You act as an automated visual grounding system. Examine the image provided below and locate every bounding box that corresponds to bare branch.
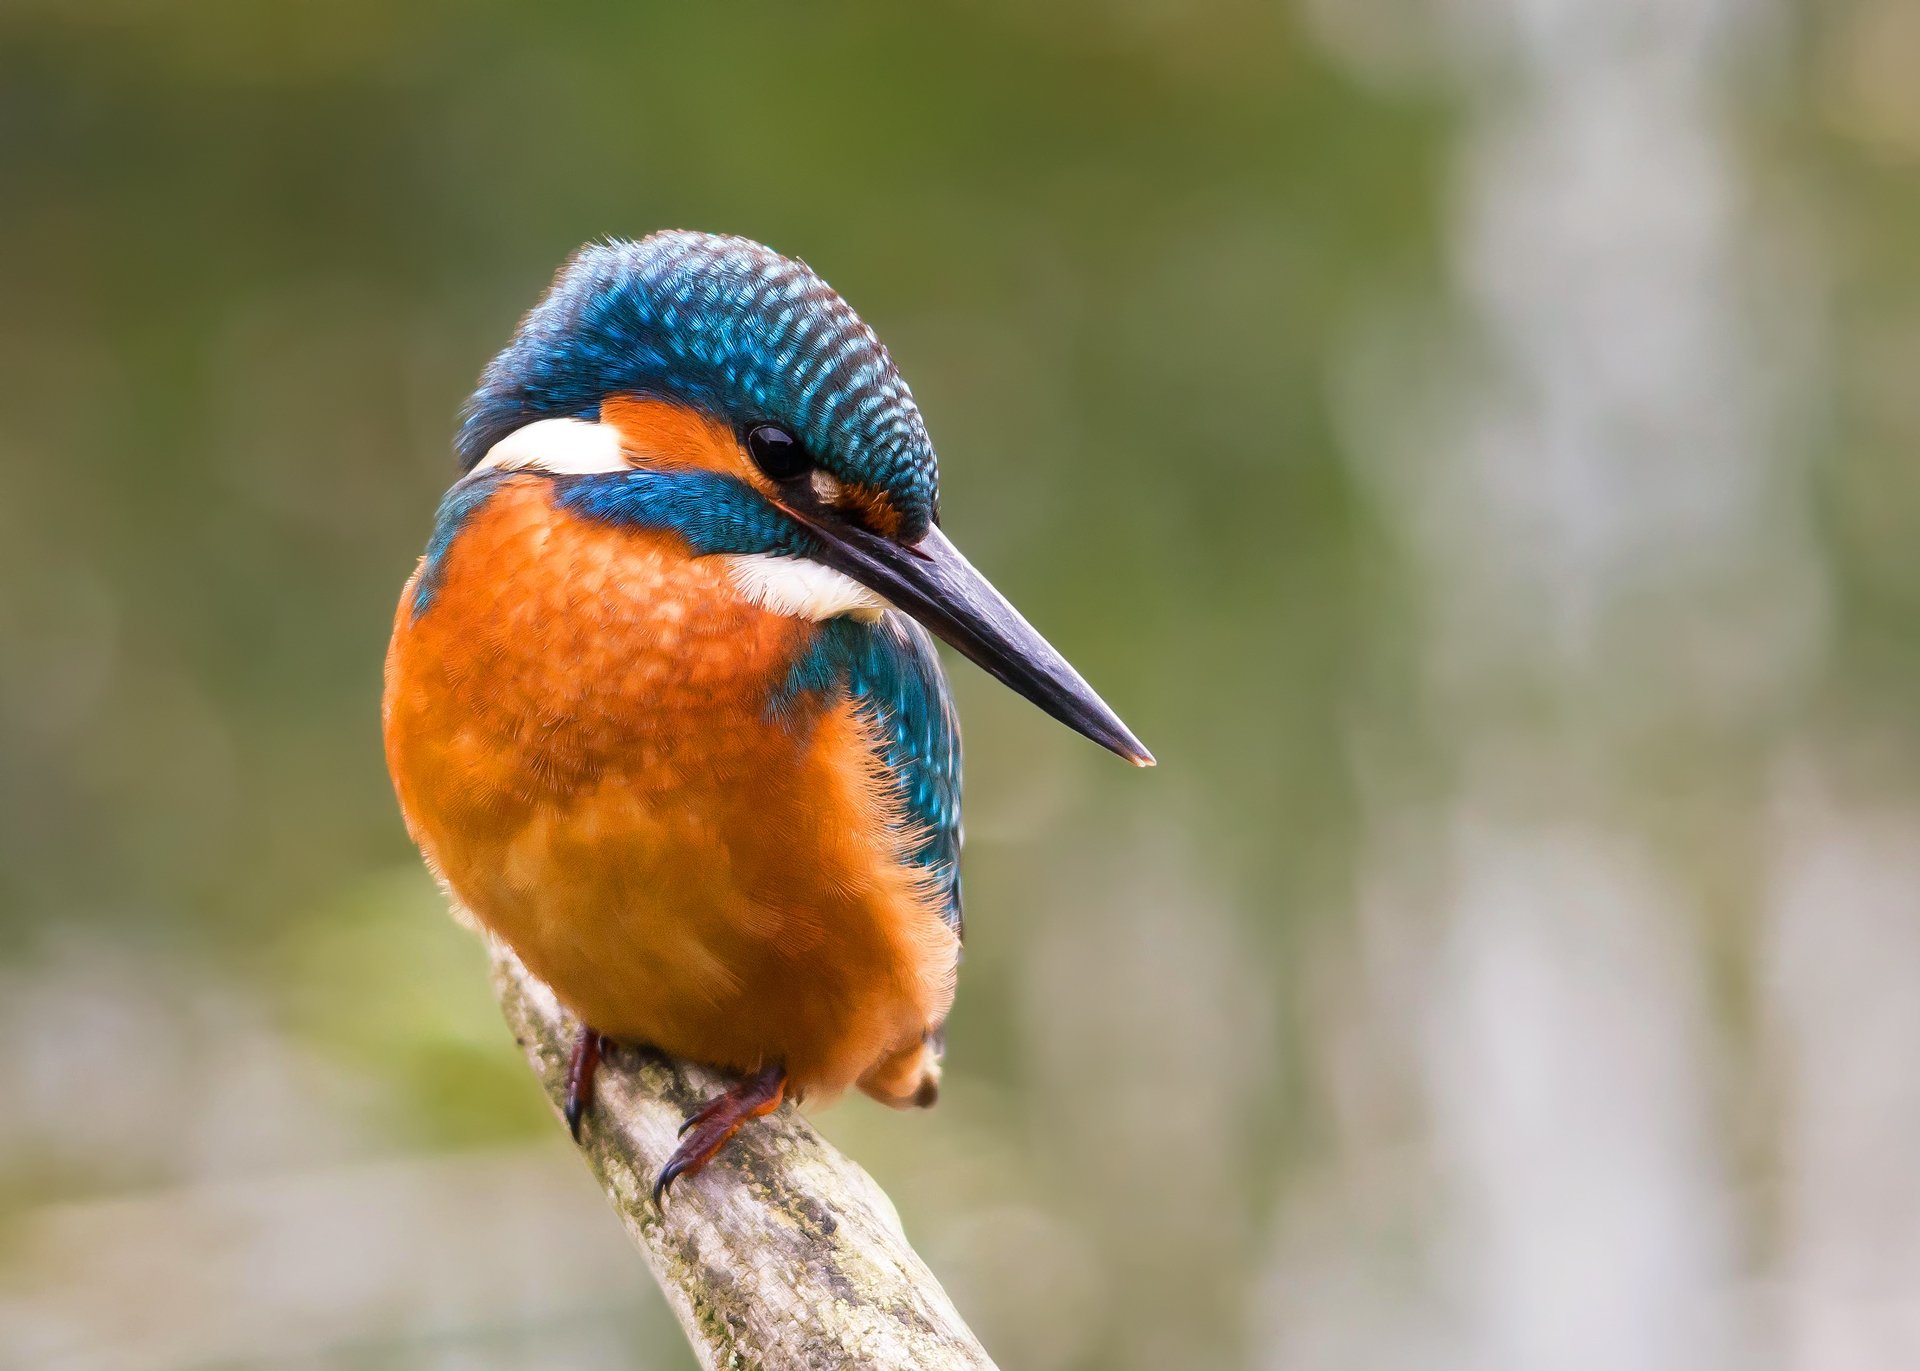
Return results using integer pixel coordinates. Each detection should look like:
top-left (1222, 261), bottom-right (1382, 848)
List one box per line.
top-left (489, 940), bottom-right (998, 1370)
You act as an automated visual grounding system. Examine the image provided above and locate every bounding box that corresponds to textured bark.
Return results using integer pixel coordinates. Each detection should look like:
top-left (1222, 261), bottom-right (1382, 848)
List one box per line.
top-left (489, 939), bottom-right (997, 1371)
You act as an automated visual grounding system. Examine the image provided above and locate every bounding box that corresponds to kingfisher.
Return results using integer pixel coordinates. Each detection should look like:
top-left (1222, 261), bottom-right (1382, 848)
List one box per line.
top-left (384, 231), bottom-right (1151, 1199)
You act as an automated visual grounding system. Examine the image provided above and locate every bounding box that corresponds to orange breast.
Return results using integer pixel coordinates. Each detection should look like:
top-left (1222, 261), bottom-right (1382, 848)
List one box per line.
top-left (382, 476), bottom-right (957, 1099)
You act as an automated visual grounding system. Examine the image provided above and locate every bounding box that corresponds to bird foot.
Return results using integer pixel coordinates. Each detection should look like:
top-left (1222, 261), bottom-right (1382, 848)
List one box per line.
top-left (563, 1026), bottom-right (605, 1141)
top-left (653, 1063), bottom-right (786, 1203)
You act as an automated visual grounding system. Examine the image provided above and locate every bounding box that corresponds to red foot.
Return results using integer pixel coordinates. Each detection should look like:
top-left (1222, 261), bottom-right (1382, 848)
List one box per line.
top-left (564, 1027), bottom-right (604, 1142)
top-left (653, 1063), bottom-right (786, 1203)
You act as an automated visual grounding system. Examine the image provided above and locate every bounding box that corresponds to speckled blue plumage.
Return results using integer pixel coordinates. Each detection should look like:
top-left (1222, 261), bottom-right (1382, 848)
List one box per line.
top-left (781, 614), bottom-right (964, 936)
top-left (458, 232), bottom-right (940, 539)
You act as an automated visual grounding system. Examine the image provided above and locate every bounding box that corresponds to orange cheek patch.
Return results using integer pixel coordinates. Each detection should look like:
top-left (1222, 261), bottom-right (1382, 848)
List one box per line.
top-left (598, 397), bottom-right (912, 539)
top-left (838, 483), bottom-right (905, 538)
top-left (599, 395), bottom-right (762, 485)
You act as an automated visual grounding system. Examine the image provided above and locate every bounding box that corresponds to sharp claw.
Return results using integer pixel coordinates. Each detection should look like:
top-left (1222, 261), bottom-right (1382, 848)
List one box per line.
top-left (675, 1092), bottom-right (730, 1138)
top-left (652, 1064), bottom-right (786, 1206)
top-left (563, 1027), bottom-right (604, 1145)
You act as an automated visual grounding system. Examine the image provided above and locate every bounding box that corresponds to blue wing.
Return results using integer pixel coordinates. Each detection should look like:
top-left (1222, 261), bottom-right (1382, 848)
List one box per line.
top-left (782, 612), bottom-right (963, 936)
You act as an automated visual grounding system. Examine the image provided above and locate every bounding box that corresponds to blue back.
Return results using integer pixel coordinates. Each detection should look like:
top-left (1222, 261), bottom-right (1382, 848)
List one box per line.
top-left (458, 232), bottom-right (940, 539)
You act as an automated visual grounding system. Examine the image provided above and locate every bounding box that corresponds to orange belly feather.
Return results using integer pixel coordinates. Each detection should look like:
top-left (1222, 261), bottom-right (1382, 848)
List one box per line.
top-left (382, 476), bottom-right (958, 1101)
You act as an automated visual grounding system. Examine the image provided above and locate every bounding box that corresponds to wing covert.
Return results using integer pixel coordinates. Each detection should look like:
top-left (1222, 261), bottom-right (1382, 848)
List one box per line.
top-left (786, 612), bottom-right (963, 936)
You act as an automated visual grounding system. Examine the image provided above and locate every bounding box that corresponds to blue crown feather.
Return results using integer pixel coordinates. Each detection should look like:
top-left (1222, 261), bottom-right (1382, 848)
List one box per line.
top-left (457, 232), bottom-right (940, 538)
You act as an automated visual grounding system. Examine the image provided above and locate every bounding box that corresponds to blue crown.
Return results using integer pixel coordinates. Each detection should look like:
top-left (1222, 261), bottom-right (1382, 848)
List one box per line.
top-left (457, 232), bottom-right (939, 537)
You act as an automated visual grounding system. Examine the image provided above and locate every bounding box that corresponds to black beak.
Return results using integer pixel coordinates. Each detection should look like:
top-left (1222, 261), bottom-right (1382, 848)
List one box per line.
top-left (802, 517), bottom-right (1154, 767)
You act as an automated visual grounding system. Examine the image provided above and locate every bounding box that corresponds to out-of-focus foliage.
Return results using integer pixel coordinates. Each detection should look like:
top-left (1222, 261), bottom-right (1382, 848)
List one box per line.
top-left (2, 2), bottom-right (1917, 1368)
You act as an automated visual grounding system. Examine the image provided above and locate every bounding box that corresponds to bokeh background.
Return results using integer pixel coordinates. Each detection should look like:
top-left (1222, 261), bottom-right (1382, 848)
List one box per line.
top-left (4, 1), bottom-right (1919, 1367)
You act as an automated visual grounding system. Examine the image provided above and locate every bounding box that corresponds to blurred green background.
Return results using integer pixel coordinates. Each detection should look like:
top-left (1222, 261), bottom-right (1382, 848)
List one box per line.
top-left (5, 2), bottom-right (1920, 1367)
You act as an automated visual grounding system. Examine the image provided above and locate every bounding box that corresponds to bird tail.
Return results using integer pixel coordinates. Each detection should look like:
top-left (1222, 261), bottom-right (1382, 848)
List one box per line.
top-left (858, 1027), bottom-right (944, 1109)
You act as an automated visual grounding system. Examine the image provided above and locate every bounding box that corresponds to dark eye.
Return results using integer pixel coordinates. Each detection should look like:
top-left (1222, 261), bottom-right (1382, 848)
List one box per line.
top-left (746, 423), bottom-right (812, 481)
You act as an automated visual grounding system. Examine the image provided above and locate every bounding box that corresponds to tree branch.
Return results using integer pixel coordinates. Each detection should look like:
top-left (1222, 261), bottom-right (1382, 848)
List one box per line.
top-left (488, 939), bottom-right (997, 1370)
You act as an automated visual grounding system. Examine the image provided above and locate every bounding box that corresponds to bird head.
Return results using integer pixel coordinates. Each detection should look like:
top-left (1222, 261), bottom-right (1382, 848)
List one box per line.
top-left (456, 231), bottom-right (1151, 767)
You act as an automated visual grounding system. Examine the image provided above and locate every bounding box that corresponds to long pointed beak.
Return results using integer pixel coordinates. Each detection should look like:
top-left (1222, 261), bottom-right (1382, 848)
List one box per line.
top-left (803, 519), bottom-right (1154, 767)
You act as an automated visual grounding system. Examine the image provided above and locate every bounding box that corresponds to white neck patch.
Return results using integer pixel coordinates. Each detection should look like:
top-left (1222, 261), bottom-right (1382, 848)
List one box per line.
top-left (724, 554), bottom-right (889, 623)
top-left (473, 417), bottom-right (628, 475)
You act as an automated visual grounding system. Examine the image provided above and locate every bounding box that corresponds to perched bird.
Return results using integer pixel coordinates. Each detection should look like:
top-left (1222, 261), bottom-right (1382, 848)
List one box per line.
top-left (384, 232), bottom-right (1151, 1198)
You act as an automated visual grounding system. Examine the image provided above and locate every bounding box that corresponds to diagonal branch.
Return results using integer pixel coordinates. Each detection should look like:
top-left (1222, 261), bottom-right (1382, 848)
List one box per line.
top-left (488, 939), bottom-right (997, 1371)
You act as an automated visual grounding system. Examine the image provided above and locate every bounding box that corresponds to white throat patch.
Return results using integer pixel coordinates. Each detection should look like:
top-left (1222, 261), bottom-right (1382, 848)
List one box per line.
top-left (724, 554), bottom-right (888, 623)
top-left (472, 417), bottom-right (628, 475)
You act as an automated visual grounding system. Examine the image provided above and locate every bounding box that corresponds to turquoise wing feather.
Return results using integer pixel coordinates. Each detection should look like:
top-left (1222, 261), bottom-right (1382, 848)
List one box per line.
top-left (781, 612), bottom-right (963, 936)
